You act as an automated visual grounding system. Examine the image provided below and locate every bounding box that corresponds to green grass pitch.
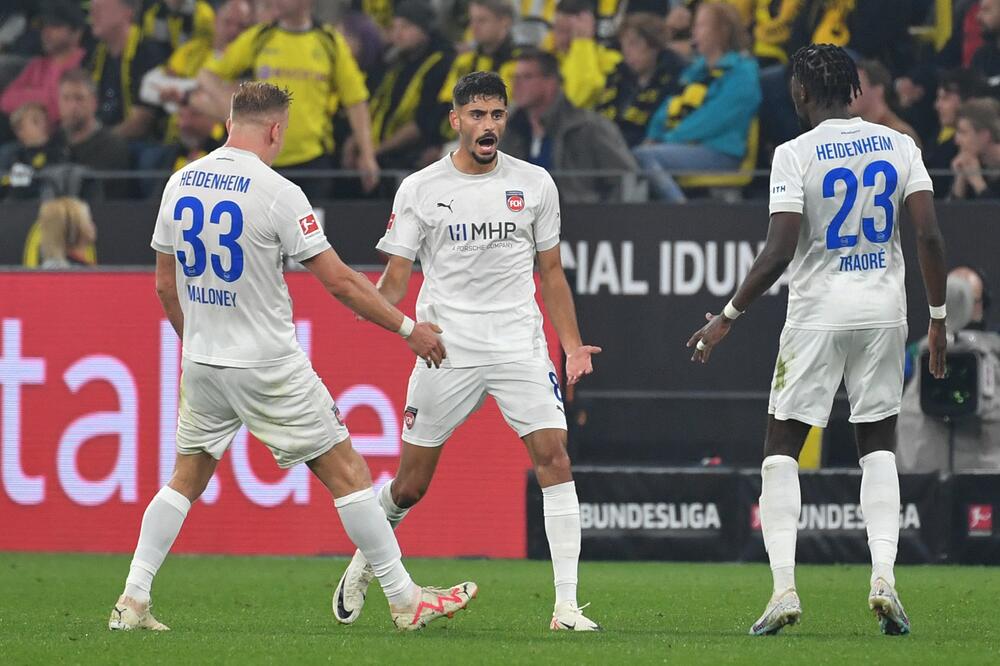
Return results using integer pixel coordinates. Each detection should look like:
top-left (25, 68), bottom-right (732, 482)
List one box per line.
top-left (1, 553), bottom-right (998, 665)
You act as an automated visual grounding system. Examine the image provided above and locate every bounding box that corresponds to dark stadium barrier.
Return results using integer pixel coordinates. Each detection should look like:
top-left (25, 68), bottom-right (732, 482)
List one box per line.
top-left (528, 469), bottom-right (993, 564)
top-left (951, 474), bottom-right (1000, 564)
top-left (2, 201), bottom-right (996, 467)
top-left (0, 272), bottom-right (558, 557)
top-left (526, 467), bottom-right (746, 562)
top-left (738, 471), bottom-right (950, 565)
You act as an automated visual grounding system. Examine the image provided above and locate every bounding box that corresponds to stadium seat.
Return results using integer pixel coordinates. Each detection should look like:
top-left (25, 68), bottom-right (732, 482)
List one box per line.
top-left (677, 117), bottom-right (759, 199)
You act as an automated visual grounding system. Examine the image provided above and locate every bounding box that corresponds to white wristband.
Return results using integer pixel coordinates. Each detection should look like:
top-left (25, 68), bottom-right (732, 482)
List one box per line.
top-left (397, 315), bottom-right (415, 338)
top-left (723, 300), bottom-right (743, 321)
top-left (929, 304), bottom-right (947, 320)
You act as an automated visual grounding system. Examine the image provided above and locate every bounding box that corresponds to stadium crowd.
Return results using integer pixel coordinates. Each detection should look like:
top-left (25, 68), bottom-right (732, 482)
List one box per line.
top-left (0, 0), bottom-right (999, 205)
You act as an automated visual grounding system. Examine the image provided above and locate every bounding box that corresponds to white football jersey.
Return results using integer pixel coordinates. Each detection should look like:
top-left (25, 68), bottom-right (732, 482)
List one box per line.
top-left (769, 117), bottom-right (933, 330)
top-left (151, 146), bottom-right (330, 367)
top-left (376, 152), bottom-right (561, 368)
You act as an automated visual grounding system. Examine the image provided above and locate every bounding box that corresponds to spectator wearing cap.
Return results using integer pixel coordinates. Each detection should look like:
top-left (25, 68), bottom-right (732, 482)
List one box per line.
top-left (502, 49), bottom-right (637, 203)
top-left (362, 0), bottom-right (455, 171)
top-left (950, 98), bottom-right (1000, 199)
top-left (1, 1), bottom-right (86, 131)
top-left (851, 59), bottom-right (923, 148)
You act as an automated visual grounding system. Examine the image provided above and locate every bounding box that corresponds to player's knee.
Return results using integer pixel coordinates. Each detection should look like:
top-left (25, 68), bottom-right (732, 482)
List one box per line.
top-left (392, 479), bottom-right (429, 508)
top-left (167, 476), bottom-right (207, 503)
top-left (534, 447), bottom-right (572, 477)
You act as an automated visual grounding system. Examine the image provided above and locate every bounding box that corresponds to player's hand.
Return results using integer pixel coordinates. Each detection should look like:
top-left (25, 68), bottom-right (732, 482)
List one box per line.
top-left (687, 312), bottom-right (733, 364)
top-left (407, 322), bottom-right (447, 368)
top-left (358, 153), bottom-right (381, 193)
top-left (927, 318), bottom-right (947, 379)
top-left (566, 345), bottom-right (602, 385)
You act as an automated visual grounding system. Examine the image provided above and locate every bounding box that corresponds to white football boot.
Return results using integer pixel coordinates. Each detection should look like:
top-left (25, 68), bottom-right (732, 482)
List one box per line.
top-left (550, 601), bottom-right (602, 631)
top-left (390, 582), bottom-right (478, 631)
top-left (332, 549), bottom-right (374, 624)
top-left (869, 577), bottom-right (911, 635)
top-left (108, 595), bottom-right (170, 631)
top-left (749, 588), bottom-right (801, 636)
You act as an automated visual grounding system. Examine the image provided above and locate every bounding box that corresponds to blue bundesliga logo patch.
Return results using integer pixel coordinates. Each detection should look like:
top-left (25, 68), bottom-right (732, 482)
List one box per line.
top-left (506, 190), bottom-right (525, 212)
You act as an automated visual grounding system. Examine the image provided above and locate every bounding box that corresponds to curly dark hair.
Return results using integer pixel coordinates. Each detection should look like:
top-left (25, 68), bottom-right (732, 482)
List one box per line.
top-left (791, 44), bottom-right (861, 109)
top-left (453, 71), bottom-right (508, 107)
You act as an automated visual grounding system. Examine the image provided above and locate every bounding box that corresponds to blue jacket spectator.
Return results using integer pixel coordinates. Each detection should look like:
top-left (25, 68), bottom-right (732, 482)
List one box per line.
top-left (633, 3), bottom-right (761, 201)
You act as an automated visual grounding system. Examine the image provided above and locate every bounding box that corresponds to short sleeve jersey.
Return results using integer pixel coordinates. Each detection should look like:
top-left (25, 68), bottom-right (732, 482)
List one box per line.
top-left (151, 146), bottom-right (331, 367)
top-left (376, 152), bottom-right (561, 367)
top-left (205, 22), bottom-right (368, 167)
top-left (769, 117), bottom-right (933, 330)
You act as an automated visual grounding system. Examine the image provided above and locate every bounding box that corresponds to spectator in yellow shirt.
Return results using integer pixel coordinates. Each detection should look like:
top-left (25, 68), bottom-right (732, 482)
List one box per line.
top-left (195, 0), bottom-right (379, 194)
top-left (440, 0), bottom-right (521, 103)
top-left (549, 0), bottom-right (622, 108)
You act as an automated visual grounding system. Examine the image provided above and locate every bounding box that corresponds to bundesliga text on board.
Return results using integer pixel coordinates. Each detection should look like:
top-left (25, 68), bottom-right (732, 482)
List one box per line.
top-left (750, 503), bottom-right (922, 532)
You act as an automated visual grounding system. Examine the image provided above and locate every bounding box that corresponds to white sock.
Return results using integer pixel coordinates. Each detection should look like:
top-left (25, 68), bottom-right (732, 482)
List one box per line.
top-left (860, 450), bottom-right (899, 588)
top-left (123, 486), bottom-right (191, 603)
top-left (759, 455), bottom-right (800, 595)
top-left (378, 480), bottom-right (410, 528)
top-left (542, 481), bottom-right (581, 606)
top-left (335, 487), bottom-right (418, 608)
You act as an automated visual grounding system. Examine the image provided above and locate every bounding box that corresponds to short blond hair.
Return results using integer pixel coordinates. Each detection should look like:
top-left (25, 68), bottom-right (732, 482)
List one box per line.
top-left (37, 197), bottom-right (96, 263)
top-left (11, 102), bottom-right (47, 131)
top-left (230, 81), bottom-right (292, 122)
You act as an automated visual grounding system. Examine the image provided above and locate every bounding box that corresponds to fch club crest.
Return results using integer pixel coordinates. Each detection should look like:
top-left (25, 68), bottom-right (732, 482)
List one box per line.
top-left (506, 190), bottom-right (525, 212)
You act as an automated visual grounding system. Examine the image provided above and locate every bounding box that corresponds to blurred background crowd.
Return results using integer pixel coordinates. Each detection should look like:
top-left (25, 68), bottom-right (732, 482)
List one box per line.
top-left (0, 0), bottom-right (998, 208)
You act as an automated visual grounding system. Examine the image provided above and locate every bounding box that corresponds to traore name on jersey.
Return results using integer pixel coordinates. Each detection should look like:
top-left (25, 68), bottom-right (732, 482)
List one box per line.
top-left (769, 117), bottom-right (933, 331)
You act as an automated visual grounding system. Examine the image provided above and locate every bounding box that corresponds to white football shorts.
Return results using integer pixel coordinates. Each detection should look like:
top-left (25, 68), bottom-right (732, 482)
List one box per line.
top-left (401, 357), bottom-right (568, 447)
top-left (768, 325), bottom-right (907, 428)
top-left (175, 353), bottom-right (349, 468)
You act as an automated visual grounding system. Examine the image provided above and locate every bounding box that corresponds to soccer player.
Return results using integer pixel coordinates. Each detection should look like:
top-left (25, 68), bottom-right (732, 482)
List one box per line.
top-left (108, 81), bottom-right (476, 633)
top-left (333, 71), bottom-right (603, 632)
top-left (686, 44), bottom-right (948, 637)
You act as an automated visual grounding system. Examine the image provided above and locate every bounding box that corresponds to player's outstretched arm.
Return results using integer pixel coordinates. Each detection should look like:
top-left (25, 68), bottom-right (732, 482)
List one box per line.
top-left (375, 255), bottom-right (415, 306)
top-left (687, 212), bottom-right (801, 363)
top-left (537, 245), bottom-right (601, 385)
top-left (302, 248), bottom-right (446, 367)
top-left (905, 190), bottom-right (948, 379)
top-left (155, 251), bottom-right (183, 337)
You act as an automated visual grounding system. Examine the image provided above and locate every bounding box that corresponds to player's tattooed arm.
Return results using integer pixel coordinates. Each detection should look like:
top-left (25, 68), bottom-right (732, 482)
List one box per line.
top-left (537, 246), bottom-right (602, 385)
top-left (905, 190), bottom-right (948, 379)
top-left (155, 251), bottom-right (184, 337)
top-left (688, 212), bottom-right (800, 363)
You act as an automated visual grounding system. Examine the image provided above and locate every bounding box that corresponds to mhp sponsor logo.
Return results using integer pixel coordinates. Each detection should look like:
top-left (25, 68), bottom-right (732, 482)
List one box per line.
top-left (447, 221), bottom-right (516, 242)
